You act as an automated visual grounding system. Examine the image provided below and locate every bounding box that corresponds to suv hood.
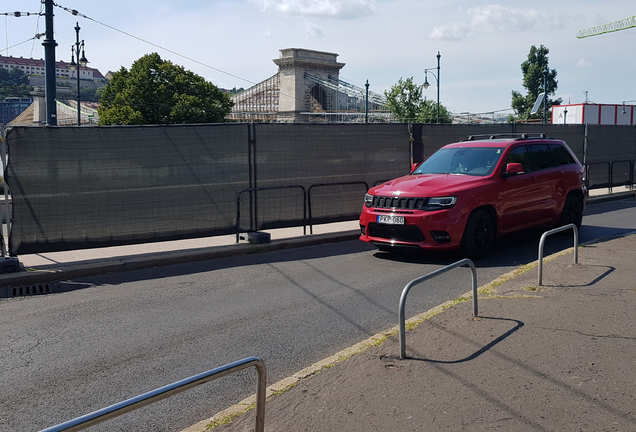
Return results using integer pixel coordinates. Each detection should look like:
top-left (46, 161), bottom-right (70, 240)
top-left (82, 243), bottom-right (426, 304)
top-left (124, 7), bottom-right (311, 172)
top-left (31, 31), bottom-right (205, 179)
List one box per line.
top-left (371, 174), bottom-right (486, 197)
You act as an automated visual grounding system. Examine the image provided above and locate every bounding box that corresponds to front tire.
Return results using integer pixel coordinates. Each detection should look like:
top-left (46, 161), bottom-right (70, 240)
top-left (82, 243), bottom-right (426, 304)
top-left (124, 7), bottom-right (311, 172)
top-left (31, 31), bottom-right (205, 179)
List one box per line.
top-left (559, 194), bottom-right (583, 229)
top-left (461, 209), bottom-right (495, 259)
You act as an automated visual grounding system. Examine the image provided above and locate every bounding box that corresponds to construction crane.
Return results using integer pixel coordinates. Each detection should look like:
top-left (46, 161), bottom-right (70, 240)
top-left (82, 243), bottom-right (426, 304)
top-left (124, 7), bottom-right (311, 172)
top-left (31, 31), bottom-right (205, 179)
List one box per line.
top-left (577, 15), bottom-right (636, 38)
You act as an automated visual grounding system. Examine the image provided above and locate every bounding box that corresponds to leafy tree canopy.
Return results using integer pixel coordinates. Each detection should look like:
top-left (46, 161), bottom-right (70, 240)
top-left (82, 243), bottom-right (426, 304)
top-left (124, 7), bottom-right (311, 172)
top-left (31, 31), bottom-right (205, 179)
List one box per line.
top-left (0, 68), bottom-right (32, 98)
top-left (384, 77), bottom-right (451, 123)
top-left (511, 45), bottom-right (562, 121)
top-left (98, 53), bottom-right (233, 125)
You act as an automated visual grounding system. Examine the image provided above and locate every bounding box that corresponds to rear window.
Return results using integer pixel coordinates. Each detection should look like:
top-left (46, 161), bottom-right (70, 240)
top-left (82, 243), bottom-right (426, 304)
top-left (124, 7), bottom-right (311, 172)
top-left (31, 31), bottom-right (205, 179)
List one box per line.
top-left (529, 144), bottom-right (554, 171)
top-left (549, 144), bottom-right (575, 166)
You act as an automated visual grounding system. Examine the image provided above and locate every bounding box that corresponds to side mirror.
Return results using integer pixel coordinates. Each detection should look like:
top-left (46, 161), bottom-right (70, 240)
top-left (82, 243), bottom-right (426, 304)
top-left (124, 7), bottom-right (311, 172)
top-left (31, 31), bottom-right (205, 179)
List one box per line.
top-left (502, 162), bottom-right (524, 177)
top-left (411, 162), bottom-right (421, 173)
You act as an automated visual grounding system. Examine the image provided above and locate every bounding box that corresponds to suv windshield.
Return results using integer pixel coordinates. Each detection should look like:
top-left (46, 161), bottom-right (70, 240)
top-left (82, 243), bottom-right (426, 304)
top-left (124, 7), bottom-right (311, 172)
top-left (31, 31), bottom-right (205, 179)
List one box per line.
top-left (413, 147), bottom-right (504, 176)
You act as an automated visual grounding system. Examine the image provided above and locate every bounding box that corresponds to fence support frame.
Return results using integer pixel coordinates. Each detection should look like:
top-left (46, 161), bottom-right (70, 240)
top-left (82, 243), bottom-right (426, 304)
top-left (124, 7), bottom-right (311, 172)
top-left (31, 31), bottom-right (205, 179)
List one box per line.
top-left (236, 186), bottom-right (307, 243)
top-left (307, 181), bottom-right (368, 234)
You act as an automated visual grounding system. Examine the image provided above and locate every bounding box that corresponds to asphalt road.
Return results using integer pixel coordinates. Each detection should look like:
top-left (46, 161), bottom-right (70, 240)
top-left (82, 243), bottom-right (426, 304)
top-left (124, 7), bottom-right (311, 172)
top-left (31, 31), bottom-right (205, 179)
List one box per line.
top-left (1, 197), bottom-right (635, 432)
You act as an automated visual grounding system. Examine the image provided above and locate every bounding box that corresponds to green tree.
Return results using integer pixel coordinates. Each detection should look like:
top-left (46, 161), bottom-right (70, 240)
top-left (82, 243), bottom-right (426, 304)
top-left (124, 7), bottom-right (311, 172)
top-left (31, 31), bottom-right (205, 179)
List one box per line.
top-left (0, 68), bottom-right (32, 98)
top-left (98, 53), bottom-right (233, 125)
top-left (384, 77), bottom-right (451, 123)
top-left (74, 86), bottom-right (104, 102)
top-left (384, 77), bottom-right (423, 122)
top-left (511, 45), bottom-right (562, 121)
top-left (418, 98), bottom-right (452, 123)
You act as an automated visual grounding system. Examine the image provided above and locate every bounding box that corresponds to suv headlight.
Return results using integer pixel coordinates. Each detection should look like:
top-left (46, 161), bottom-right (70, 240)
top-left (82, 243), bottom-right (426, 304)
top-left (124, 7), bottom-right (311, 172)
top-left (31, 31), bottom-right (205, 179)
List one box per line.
top-left (364, 193), bottom-right (374, 208)
top-left (424, 196), bottom-right (457, 210)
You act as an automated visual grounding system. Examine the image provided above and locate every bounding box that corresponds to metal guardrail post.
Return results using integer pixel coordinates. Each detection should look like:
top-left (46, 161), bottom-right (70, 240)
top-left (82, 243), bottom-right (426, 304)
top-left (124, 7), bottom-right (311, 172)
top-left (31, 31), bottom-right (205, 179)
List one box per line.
top-left (399, 259), bottom-right (477, 359)
top-left (39, 356), bottom-right (266, 432)
top-left (537, 224), bottom-right (578, 286)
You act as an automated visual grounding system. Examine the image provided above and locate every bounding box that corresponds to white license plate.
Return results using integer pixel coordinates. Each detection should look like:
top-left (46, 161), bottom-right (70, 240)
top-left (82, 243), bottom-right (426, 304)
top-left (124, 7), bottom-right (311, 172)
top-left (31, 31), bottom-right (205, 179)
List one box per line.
top-left (377, 215), bottom-right (404, 225)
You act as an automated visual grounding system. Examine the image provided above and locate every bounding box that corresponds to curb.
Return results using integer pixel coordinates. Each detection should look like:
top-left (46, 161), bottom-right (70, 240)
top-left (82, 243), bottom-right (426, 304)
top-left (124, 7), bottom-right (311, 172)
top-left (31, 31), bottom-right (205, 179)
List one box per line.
top-left (0, 230), bottom-right (361, 290)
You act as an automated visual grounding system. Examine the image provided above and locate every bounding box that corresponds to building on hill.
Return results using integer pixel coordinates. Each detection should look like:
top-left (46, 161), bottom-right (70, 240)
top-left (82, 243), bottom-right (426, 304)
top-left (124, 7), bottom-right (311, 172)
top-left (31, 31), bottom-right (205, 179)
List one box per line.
top-left (0, 55), bottom-right (106, 88)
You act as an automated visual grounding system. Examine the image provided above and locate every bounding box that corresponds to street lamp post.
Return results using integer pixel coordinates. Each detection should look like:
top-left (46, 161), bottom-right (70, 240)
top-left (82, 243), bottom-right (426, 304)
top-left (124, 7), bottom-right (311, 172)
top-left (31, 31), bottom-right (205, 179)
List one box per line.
top-left (68, 22), bottom-right (88, 126)
top-left (543, 66), bottom-right (549, 124)
top-left (423, 52), bottom-right (441, 123)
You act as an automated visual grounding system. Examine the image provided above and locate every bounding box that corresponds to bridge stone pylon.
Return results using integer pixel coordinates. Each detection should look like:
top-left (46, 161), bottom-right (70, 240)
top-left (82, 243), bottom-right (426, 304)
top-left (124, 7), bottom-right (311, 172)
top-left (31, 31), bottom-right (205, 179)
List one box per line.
top-left (274, 48), bottom-right (345, 122)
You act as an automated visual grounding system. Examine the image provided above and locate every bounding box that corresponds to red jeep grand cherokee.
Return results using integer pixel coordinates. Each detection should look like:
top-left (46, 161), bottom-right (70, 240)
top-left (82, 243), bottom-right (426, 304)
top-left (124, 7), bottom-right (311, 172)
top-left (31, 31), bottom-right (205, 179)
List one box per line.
top-left (359, 134), bottom-right (586, 259)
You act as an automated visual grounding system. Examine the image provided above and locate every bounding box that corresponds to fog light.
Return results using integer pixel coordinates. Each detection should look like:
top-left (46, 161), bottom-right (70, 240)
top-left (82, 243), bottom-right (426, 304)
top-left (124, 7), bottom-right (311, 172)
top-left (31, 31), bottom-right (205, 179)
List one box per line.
top-left (360, 224), bottom-right (366, 235)
top-left (430, 231), bottom-right (451, 244)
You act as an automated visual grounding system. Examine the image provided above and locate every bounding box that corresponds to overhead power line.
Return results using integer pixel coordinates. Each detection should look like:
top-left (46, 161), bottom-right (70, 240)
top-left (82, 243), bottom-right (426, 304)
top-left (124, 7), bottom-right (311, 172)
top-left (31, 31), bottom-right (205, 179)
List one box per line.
top-left (1, 35), bottom-right (45, 54)
top-left (52, 2), bottom-right (258, 87)
top-left (577, 15), bottom-right (636, 38)
top-left (0, 12), bottom-right (39, 17)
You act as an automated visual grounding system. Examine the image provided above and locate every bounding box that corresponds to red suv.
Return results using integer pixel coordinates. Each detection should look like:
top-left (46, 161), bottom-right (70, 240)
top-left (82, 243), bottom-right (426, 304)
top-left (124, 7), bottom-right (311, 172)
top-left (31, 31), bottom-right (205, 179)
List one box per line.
top-left (359, 134), bottom-right (586, 258)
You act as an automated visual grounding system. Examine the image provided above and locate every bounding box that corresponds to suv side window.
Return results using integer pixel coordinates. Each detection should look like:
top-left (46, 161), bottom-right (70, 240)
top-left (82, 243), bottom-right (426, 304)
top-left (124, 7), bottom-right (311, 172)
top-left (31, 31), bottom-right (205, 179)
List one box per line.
top-left (529, 144), bottom-right (554, 171)
top-left (504, 145), bottom-right (530, 172)
top-left (549, 144), bottom-right (575, 166)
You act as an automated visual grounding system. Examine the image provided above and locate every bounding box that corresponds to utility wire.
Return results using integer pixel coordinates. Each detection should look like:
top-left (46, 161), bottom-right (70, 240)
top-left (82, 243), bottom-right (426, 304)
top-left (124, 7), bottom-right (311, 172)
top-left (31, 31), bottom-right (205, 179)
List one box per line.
top-left (0, 12), bottom-right (40, 17)
top-left (31, 2), bottom-right (45, 57)
top-left (52, 2), bottom-right (258, 87)
top-left (1, 35), bottom-right (45, 54)
top-left (51, 2), bottom-right (385, 110)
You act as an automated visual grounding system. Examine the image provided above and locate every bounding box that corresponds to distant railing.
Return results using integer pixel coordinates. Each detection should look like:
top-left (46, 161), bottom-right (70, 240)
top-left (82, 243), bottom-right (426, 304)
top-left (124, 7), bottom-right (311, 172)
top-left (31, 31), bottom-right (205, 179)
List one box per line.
top-left (39, 357), bottom-right (266, 432)
top-left (586, 160), bottom-right (634, 193)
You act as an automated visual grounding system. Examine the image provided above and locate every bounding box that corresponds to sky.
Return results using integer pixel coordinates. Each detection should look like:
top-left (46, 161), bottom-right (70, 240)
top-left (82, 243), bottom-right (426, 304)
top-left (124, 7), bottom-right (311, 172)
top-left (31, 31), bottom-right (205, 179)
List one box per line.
top-left (2, 0), bottom-right (635, 115)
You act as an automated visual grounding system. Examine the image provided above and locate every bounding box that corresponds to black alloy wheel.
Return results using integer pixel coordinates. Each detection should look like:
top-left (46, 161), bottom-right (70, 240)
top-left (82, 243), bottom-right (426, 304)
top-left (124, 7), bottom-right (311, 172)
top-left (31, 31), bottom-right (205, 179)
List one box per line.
top-left (461, 209), bottom-right (495, 259)
top-left (559, 194), bottom-right (583, 229)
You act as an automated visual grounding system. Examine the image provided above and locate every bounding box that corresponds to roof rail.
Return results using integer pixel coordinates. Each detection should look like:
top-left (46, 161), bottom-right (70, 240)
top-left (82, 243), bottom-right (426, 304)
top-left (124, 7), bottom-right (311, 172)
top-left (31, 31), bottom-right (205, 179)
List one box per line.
top-left (462, 133), bottom-right (549, 141)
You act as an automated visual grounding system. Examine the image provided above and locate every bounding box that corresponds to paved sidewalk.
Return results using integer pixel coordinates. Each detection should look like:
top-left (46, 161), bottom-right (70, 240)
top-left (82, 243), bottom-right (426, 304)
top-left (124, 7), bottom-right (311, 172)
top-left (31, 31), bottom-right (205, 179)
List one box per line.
top-left (204, 234), bottom-right (636, 432)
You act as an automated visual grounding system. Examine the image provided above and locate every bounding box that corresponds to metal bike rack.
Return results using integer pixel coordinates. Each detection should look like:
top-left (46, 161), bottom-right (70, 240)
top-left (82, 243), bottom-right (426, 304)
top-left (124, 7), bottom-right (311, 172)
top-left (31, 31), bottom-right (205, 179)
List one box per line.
top-left (39, 356), bottom-right (267, 432)
top-left (537, 224), bottom-right (578, 286)
top-left (307, 181), bottom-right (369, 234)
top-left (399, 259), bottom-right (478, 359)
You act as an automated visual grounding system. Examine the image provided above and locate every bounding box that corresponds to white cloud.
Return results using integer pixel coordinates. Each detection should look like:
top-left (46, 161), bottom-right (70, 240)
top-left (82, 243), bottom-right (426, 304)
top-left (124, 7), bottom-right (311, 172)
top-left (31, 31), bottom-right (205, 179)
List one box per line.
top-left (249, 0), bottom-right (376, 19)
top-left (302, 19), bottom-right (325, 37)
top-left (577, 58), bottom-right (591, 67)
top-left (430, 5), bottom-right (567, 40)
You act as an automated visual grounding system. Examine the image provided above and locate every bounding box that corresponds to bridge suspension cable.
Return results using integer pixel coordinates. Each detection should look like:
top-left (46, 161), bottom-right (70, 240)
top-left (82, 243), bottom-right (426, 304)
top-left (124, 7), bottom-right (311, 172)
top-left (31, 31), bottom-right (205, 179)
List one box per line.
top-left (304, 73), bottom-right (387, 106)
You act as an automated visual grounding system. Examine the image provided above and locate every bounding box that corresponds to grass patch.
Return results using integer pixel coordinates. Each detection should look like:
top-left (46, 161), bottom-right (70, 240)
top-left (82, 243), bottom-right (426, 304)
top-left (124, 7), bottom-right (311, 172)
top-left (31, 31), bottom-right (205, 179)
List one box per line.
top-left (206, 403), bottom-right (256, 430)
top-left (270, 382), bottom-right (297, 397)
top-left (371, 333), bottom-right (394, 346)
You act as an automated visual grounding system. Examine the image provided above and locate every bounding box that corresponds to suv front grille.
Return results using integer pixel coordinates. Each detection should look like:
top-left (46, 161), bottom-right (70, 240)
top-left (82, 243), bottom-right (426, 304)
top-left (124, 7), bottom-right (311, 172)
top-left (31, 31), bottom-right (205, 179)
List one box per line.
top-left (371, 196), bottom-right (427, 210)
top-left (368, 223), bottom-right (425, 242)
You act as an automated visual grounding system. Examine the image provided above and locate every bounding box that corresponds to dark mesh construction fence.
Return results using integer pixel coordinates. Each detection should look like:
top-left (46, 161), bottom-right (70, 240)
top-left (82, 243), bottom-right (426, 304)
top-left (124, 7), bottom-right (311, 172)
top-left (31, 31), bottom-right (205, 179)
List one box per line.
top-left (7, 124), bottom-right (249, 254)
top-left (586, 125), bottom-right (636, 189)
top-left (241, 123), bottom-right (410, 230)
top-left (5, 122), bottom-right (635, 255)
top-left (419, 123), bottom-right (636, 190)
